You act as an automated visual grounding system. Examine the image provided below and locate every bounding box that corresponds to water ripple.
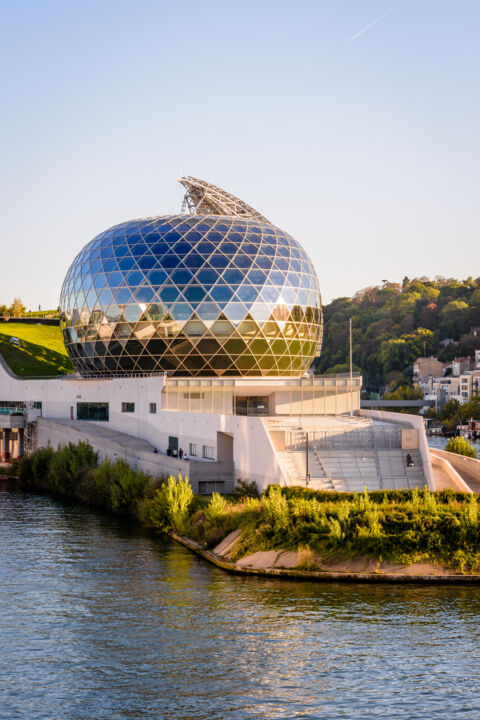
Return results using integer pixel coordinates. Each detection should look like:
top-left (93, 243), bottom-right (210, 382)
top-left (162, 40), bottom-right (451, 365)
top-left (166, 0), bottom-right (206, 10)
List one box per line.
top-left (1, 489), bottom-right (480, 719)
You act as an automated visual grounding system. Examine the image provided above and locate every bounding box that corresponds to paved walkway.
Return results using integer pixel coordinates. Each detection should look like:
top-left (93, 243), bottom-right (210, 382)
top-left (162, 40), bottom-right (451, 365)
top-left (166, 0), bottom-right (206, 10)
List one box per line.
top-left (45, 419), bottom-right (155, 453)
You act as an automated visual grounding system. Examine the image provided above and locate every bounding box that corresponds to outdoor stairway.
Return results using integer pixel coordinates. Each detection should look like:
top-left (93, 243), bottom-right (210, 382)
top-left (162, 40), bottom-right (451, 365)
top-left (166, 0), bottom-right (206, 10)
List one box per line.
top-left (312, 450), bottom-right (381, 492)
top-left (376, 450), bottom-right (425, 490)
top-left (277, 450), bottom-right (337, 491)
top-left (266, 416), bottom-right (427, 492)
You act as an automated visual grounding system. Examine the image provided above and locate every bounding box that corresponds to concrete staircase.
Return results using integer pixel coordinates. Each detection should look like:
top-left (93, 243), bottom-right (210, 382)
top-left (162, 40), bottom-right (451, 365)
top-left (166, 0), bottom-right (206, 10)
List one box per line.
top-left (377, 450), bottom-right (425, 490)
top-left (311, 450), bottom-right (381, 492)
top-left (277, 450), bottom-right (337, 491)
top-left (266, 417), bottom-right (426, 492)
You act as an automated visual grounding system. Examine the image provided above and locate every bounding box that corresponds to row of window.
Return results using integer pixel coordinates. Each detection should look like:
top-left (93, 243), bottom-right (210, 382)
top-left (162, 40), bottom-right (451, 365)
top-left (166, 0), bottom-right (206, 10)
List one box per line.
top-left (186, 443), bottom-right (214, 459)
top-left (122, 402), bottom-right (157, 413)
top-left (76, 401), bottom-right (155, 419)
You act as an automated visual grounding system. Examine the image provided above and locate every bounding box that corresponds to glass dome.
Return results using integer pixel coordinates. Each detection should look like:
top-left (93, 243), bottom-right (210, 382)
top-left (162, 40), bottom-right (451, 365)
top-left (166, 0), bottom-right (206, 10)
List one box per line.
top-left (60, 212), bottom-right (322, 377)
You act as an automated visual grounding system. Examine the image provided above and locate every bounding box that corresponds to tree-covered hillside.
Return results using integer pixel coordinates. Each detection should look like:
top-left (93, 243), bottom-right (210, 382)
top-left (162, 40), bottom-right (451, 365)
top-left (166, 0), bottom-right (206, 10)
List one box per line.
top-left (316, 277), bottom-right (480, 389)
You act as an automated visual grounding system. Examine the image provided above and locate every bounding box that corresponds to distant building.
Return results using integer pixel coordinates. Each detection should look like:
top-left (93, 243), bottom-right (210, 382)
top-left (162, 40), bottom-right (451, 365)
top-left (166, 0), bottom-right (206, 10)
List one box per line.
top-left (439, 338), bottom-right (458, 348)
top-left (458, 371), bottom-right (480, 403)
top-left (451, 357), bottom-right (472, 376)
top-left (413, 357), bottom-right (446, 380)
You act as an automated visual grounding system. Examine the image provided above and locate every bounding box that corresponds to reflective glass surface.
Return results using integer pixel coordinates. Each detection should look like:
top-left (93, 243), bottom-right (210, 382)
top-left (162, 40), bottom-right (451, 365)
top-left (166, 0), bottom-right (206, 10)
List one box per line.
top-left (59, 215), bottom-right (323, 376)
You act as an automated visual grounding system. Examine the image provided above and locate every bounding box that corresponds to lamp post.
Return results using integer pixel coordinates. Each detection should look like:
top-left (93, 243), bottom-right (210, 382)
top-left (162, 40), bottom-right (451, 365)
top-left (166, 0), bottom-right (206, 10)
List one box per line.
top-left (349, 317), bottom-right (353, 416)
top-left (305, 431), bottom-right (310, 487)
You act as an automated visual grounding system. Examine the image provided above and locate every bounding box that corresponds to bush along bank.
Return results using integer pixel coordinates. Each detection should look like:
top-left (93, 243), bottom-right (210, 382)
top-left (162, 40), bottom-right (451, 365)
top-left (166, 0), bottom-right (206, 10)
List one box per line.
top-left (17, 441), bottom-right (480, 574)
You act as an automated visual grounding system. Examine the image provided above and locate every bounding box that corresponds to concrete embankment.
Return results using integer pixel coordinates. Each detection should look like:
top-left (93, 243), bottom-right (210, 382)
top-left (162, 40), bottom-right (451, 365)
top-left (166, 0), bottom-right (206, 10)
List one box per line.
top-left (430, 448), bottom-right (480, 493)
top-left (170, 532), bottom-right (480, 585)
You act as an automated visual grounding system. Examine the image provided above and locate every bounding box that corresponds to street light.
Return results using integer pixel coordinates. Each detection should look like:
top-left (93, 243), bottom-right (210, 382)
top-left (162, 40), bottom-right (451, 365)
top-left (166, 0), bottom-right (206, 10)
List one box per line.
top-left (305, 431), bottom-right (310, 487)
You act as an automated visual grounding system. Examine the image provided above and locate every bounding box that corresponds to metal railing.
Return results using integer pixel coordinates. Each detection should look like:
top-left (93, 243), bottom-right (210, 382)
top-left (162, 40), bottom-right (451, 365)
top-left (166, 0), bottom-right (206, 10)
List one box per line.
top-left (285, 427), bottom-right (402, 451)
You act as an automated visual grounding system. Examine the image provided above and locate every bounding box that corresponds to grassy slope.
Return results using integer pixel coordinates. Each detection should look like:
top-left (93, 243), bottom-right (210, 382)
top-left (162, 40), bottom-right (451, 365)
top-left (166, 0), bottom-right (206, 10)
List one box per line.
top-left (185, 487), bottom-right (480, 572)
top-left (0, 323), bottom-right (74, 376)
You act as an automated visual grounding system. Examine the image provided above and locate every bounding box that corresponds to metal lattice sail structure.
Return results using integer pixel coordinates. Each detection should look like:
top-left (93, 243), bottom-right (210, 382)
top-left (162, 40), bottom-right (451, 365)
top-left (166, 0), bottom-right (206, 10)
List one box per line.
top-left (59, 175), bottom-right (323, 377)
top-left (178, 176), bottom-right (271, 225)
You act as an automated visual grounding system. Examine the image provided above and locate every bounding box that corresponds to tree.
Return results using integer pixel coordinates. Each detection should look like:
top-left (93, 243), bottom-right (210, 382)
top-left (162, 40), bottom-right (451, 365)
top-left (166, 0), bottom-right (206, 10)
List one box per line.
top-left (9, 297), bottom-right (25, 317)
top-left (445, 436), bottom-right (477, 459)
top-left (441, 398), bottom-right (460, 421)
top-left (383, 384), bottom-right (423, 401)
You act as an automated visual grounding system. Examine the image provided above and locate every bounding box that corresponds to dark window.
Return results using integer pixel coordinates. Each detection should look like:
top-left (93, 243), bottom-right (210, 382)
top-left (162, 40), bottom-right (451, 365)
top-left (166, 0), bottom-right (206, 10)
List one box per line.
top-left (121, 402), bottom-right (135, 413)
top-left (77, 402), bottom-right (109, 421)
top-left (202, 445), bottom-right (215, 459)
top-left (234, 396), bottom-right (269, 416)
top-left (149, 403), bottom-right (156, 414)
top-left (198, 481), bottom-right (224, 495)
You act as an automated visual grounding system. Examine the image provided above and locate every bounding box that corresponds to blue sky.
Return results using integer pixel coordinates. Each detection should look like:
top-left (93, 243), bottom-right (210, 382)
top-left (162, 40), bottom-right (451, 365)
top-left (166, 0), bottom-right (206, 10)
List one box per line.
top-left (1, 0), bottom-right (479, 309)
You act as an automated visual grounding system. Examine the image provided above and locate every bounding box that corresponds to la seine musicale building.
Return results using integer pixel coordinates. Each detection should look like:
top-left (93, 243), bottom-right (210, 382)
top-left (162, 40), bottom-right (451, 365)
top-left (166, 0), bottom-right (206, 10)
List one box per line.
top-left (0, 178), bottom-right (432, 492)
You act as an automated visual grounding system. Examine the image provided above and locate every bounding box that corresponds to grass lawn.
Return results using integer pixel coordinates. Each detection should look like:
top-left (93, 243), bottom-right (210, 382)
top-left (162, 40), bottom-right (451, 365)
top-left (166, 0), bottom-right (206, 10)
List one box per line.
top-left (0, 322), bottom-right (74, 376)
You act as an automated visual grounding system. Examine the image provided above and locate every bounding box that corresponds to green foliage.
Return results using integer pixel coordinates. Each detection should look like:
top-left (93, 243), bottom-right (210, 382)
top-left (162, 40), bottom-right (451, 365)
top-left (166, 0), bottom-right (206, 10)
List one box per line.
top-left (439, 396), bottom-right (480, 430)
top-left (383, 384), bottom-right (423, 401)
top-left (146, 475), bottom-right (194, 534)
top-left (48, 441), bottom-right (98, 495)
top-left (108, 459), bottom-right (149, 515)
top-left (315, 277), bottom-right (480, 387)
top-left (0, 322), bottom-right (73, 376)
top-left (232, 478), bottom-right (260, 498)
top-left (205, 492), bottom-right (227, 524)
top-left (19, 442), bottom-right (480, 572)
top-left (243, 486), bottom-right (480, 569)
top-left (19, 442), bottom-right (153, 517)
top-left (30, 446), bottom-right (55, 488)
top-left (445, 436), bottom-right (477, 459)
top-left (262, 485), bottom-right (289, 530)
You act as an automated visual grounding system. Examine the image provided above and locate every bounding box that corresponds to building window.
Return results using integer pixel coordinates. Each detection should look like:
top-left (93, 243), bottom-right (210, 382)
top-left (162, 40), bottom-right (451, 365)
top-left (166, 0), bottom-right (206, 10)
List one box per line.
top-left (234, 395), bottom-right (269, 416)
top-left (121, 402), bottom-right (135, 413)
top-left (198, 481), bottom-right (224, 495)
top-left (202, 445), bottom-right (215, 460)
top-left (149, 403), bottom-right (157, 414)
top-left (32, 401), bottom-right (42, 410)
top-left (189, 443), bottom-right (197, 456)
top-left (77, 402), bottom-right (109, 421)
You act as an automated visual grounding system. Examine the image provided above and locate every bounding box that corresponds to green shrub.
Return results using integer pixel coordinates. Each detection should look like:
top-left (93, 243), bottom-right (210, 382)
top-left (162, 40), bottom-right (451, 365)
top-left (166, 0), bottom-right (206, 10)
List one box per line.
top-left (18, 454), bottom-right (34, 484)
top-left (445, 436), bottom-right (477, 458)
top-left (261, 485), bottom-right (289, 530)
top-left (48, 441), bottom-right (98, 496)
top-left (31, 446), bottom-right (54, 489)
top-left (146, 475), bottom-right (193, 534)
top-left (108, 460), bottom-right (150, 515)
top-left (232, 479), bottom-right (259, 498)
top-left (205, 492), bottom-right (227, 524)
top-left (19, 442), bottom-right (480, 571)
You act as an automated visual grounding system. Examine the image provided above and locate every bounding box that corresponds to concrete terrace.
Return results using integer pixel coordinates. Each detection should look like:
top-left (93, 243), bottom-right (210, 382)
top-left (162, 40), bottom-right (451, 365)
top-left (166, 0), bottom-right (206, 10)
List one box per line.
top-left (265, 415), bottom-right (427, 491)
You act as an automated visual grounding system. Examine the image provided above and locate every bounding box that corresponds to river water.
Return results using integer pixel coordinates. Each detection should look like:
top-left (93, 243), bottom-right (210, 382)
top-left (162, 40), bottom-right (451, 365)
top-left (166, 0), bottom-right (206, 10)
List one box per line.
top-left (428, 435), bottom-right (480, 454)
top-left (2, 488), bottom-right (480, 720)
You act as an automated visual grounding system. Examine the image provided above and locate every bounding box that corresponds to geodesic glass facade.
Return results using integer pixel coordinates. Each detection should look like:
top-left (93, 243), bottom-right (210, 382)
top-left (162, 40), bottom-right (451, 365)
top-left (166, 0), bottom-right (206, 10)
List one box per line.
top-left (59, 214), bottom-right (322, 376)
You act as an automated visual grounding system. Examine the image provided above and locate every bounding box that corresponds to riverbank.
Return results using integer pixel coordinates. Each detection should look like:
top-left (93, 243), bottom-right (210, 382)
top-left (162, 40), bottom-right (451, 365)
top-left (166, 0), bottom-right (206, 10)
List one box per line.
top-left (13, 440), bottom-right (480, 580)
top-left (171, 533), bottom-right (480, 584)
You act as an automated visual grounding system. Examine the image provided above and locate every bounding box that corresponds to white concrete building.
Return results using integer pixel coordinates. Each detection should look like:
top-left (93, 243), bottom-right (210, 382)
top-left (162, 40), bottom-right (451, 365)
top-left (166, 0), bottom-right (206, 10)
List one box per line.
top-left (0, 176), bottom-right (435, 492)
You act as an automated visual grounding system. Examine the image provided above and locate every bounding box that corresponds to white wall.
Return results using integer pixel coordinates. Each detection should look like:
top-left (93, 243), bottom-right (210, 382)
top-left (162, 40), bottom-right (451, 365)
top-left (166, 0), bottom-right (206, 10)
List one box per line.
top-left (0, 361), bottom-right (283, 491)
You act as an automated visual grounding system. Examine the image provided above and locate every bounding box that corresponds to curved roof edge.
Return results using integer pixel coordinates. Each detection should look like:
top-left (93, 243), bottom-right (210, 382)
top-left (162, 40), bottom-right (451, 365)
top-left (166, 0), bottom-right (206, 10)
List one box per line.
top-left (178, 176), bottom-right (271, 225)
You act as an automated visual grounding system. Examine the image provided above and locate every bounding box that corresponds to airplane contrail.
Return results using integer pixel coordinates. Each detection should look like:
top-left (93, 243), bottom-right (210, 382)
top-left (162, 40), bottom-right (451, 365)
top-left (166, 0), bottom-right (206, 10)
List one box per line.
top-left (349, 6), bottom-right (395, 42)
